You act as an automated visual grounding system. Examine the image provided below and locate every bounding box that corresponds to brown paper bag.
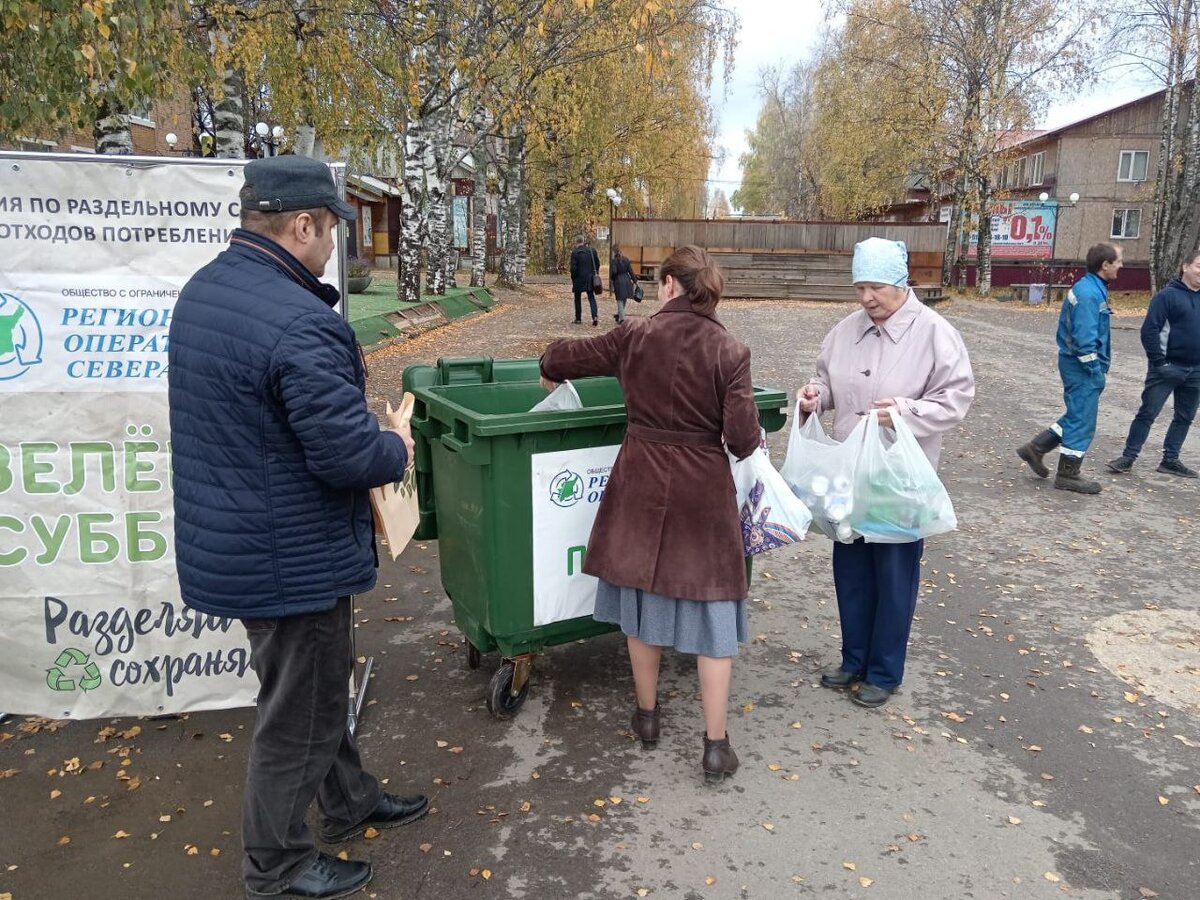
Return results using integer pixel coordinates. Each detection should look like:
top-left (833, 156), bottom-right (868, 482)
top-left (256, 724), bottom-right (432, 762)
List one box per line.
top-left (370, 393), bottom-right (419, 560)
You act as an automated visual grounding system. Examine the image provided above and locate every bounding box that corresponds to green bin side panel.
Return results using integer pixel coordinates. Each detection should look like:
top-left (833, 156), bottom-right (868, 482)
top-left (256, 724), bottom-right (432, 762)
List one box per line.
top-left (429, 423), bottom-right (624, 657)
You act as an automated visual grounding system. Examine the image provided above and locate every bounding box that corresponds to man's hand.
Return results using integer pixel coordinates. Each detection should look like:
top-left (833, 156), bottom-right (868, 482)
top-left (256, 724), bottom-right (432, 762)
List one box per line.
top-left (797, 385), bottom-right (820, 414)
top-left (871, 398), bottom-right (898, 428)
top-left (386, 398), bottom-right (417, 467)
top-left (540, 375), bottom-right (559, 393)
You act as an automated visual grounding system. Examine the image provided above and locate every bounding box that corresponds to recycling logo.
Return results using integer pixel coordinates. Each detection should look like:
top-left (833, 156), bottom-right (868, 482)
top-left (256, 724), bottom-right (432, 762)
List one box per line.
top-left (46, 647), bottom-right (103, 692)
top-left (549, 469), bottom-right (583, 508)
top-left (0, 291), bottom-right (44, 381)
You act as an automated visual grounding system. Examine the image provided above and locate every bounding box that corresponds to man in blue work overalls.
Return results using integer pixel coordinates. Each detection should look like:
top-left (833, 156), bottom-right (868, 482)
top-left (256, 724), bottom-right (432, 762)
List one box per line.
top-left (1017, 243), bottom-right (1124, 493)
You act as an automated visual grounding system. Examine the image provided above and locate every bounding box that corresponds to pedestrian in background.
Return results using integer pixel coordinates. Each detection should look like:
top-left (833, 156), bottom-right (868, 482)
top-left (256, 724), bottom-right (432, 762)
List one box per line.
top-left (1107, 248), bottom-right (1200, 478)
top-left (1017, 243), bottom-right (1124, 493)
top-left (610, 244), bottom-right (637, 323)
top-left (797, 237), bottom-right (974, 709)
top-left (540, 245), bottom-right (760, 783)
top-left (569, 234), bottom-right (601, 326)
top-left (169, 156), bottom-right (428, 900)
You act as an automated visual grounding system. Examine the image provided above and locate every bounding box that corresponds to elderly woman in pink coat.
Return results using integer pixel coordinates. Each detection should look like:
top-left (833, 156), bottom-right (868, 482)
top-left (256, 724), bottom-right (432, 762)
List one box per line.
top-left (797, 238), bottom-right (975, 708)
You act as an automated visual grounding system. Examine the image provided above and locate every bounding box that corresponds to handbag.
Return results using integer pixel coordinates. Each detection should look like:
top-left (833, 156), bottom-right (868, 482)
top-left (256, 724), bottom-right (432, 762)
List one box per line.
top-left (632, 274), bottom-right (644, 303)
top-left (591, 248), bottom-right (604, 294)
top-left (369, 393), bottom-right (420, 560)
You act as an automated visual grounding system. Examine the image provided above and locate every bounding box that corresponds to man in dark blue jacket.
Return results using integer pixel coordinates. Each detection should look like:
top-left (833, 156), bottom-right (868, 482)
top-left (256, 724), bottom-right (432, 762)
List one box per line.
top-left (169, 156), bottom-right (426, 900)
top-left (1108, 249), bottom-right (1200, 478)
top-left (1017, 243), bottom-right (1123, 493)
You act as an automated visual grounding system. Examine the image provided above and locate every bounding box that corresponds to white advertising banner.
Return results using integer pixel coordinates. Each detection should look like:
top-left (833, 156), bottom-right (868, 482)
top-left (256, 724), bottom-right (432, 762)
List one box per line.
top-left (0, 153), bottom-right (342, 719)
top-left (530, 445), bottom-right (621, 627)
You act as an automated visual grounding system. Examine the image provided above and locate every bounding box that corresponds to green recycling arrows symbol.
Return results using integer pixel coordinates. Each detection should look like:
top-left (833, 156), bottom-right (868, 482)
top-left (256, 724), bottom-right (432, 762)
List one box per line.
top-left (46, 647), bottom-right (102, 692)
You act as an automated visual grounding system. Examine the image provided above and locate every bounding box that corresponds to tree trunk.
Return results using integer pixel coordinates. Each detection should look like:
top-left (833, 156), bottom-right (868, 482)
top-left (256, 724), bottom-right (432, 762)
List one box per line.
top-left (516, 149), bottom-right (529, 285)
top-left (1150, 0), bottom-right (1189, 292)
top-left (213, 65), bottom-right (246, 158)
top-left (94, 97), bottom-right (132, 154)
top-left (499, 124), bottom-right (525, 289)
top-left (424, 103), bottom-right (449, 296)
top-left (470, 150), bottom-right (488, 288)
top-left (399, 117), bottom-right (426, 305)
top-left (445, 200), bottom-right (458, 290)
top-left (542, 189), bottom-right (558, 274)
top-left (292, 123), bottom-right (316, 158)
top-left (942, 174), bottom-right (967, 287)
top-left (976, 178), bottom-right (993, 295)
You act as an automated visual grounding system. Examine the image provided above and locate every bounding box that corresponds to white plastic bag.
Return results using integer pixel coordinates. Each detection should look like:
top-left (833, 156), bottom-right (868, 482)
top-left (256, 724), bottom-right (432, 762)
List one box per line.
top-left (731, 446), bottom-right (812, 556)
top-left (780, 411), bottom-right (865, 542)
top-left (530, 380), bottom-right (583, 412)
top-left (849, 411), bottom-right (957, 543)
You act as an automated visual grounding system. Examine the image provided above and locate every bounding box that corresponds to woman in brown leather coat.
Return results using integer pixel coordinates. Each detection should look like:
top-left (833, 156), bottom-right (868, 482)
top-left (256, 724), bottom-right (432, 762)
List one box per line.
top-left (539, 245), bottom-right (760, 783)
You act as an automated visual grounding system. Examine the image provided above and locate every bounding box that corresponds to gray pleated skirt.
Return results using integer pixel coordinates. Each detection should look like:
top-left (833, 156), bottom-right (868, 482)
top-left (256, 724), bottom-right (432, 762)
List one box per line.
top-left (593, 578), bottom-right (749, 658)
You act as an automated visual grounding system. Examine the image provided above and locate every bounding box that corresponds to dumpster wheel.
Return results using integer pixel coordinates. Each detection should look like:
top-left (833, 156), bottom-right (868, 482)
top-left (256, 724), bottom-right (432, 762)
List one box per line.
top-left (486, 656), bottom-right (532, 718)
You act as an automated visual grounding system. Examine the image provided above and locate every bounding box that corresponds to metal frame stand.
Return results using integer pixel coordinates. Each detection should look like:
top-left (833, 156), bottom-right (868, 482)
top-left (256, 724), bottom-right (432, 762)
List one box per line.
top-left (347, 597), bottom-right (374, 736)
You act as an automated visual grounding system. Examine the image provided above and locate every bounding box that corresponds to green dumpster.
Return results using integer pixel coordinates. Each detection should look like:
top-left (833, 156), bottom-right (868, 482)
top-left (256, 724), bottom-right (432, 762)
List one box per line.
top-left (405, 356), bottom-right (787, 717)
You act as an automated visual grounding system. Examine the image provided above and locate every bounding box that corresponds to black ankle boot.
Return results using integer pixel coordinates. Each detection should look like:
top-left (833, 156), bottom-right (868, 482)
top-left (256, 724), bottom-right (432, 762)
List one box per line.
top-left (631, 705), bottom-right (660, 749)
top-left (701, 734), bottom-right (738, 784)
top-left (1017, 429), bottom-right (1061, 478)
top-left (1054, 454), bottom-right (1101, 494)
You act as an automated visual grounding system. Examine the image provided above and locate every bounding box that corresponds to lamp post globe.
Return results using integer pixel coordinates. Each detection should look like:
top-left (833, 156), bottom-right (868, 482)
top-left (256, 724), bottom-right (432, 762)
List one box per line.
top-left (1039, 191), bottom-right (1049, 203)
top-left (1069, 192), bottom-right (1080, 204)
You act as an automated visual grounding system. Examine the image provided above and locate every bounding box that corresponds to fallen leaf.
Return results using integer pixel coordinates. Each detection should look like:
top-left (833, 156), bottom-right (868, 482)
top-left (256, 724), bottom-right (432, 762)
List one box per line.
top-left (637, 890), bottom-right (649, 898)
top-left (859, 877), bottom-right (874, 888)
top-left (1025, 745), bottom-right (1043, 752)
top-left (186, 845), bottom-right (199, 856)
top-left (1078, 725), bottom-right (1094, 734)
top-left (113, 830), bottom-right (130, 839)
top-left (1044, 872), bottom-right (1061, 883)
top-left (790, 721), bottom-right (802, 729)
top-left (203, 800), bottom-right (214, 808)
top-left (120, 726), bottom-right (142, 739)
top-left (608, 796), bottom-right (622, 804)
top-left (593, 799), bottom-right (606, 808)
top-left (761, 823), bottom-right (775, 832)
top-left (1124, 692), bottom-right (1140, 704)
top-left (50, 789), bottom-right (62, 799)
top-left (742, 702), bottom-right (756, 713)
top-left (57, 835), bottom-right (71, 847)
top-left (767, 763), bottom-right (782, 772)
top-left (159, 815), bottom-right (171, 823)
top-left (1007, 816), bottom-right (1022, 825)
top-left (436, 740), bottom-right (448, 748)
top-left (218, 733), bottom-right (234, 743)
top-left (704, 876), bottom-right (716, 885)
top-left (405, 674), bottom-right (419, 682)
top-left (843, 862), bottom-right (857, 871)
top-left (419, 843), bottom-right (432, 854)
top-left (210, 848), bottom-right (221, 857)
top-left (363, 827), bottom-right (381, 839)
top-left (448, 746), bottom-right (464, 754)
top-left (1138, 888), bottom-right (1159, 898)
top-left (636, 797), bottom-right (650, 804)
top-left (691, 842), bottom-right (704, 850)
top-left (481, 869), bottom-right (492, 880)
top-left (1157, 796), bottom-right (1169, 806)
top-left (530, 771), bottom-right (540, 779)
top-left (337, 851), bottom-right (349, 860)
top-left (519, 801), bottom-right (531, 813)
top-left (587, 813), bottom-right (601, 822)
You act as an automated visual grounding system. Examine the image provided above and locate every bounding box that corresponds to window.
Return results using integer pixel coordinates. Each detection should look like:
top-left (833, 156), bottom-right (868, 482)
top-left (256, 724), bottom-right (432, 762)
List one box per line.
top-left (997, 165), bottom-right (1008, 189)
top-left (1014, 157), bottom-right (1027, 187)
top-left (1118, 150), bottom-right (1149, 182)
top-left (1112, 207), bottom-right (1142, 239)
top-left (1029, 152), bottom-right (1045, 185)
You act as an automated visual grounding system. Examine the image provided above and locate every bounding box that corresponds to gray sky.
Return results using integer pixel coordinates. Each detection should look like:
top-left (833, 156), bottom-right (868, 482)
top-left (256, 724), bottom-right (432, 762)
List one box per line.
top-left (709, 0), bottom-right (1162, 207)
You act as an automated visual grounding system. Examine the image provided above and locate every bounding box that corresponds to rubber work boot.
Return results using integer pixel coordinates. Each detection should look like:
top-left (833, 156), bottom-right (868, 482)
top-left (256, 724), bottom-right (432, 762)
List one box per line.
top-left (702, 734), bottom-right (739, 784)
top-left (1054, 455), bottom-right (1101, 494)
top-left (1017, 429), bottom-right (1061, 478)
top-left (631, 705), bottom-right (660, 749)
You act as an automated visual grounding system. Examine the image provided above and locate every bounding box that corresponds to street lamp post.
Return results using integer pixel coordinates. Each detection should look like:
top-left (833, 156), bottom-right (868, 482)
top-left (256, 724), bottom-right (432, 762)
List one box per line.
top-left (604, 187), bottom-right (623, 275)
top-left (254, 122), bottom-right (286, 157)
top-left (1039, 190), bottom-right (1080, 297)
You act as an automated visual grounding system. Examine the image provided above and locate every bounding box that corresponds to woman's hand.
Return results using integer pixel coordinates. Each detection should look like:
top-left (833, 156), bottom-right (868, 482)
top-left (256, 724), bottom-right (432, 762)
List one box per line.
top-left (797, 385), bottom-right (820, 414)
top-left (871, 398), bottom-right (898, 427)
top-left (540, 375), bottom-right (559, 392)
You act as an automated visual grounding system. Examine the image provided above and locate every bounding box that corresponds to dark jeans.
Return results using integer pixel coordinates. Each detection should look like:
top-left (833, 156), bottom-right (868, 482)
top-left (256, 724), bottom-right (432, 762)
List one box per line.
top-left (832, 539), bottom-right (924, 690)
top-left (241, 597), bottom-right (381, 893)
top-left (1122, 363), bottom-right (1200, 462)
top-left (573, 288), bottom-right (598, 322)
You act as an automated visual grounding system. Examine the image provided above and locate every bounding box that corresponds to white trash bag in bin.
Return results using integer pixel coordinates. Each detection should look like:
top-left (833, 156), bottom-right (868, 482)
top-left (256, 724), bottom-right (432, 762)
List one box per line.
top-left (780, 411), bottom-right (865, 542)
top-left (530, 380), bottom-right (583, 412)
top-left (730, 444), bottom-right (812, 556)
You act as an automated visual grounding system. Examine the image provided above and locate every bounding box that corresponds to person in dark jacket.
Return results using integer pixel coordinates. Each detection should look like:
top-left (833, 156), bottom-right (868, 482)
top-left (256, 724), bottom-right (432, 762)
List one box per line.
top-left (1108, 248), bottom-right (1200, 477)
top-left (168, 156), bottom-right (427, 900)
top-left (540, 245), bottom-right (761, 784)
top-left (569, 234), bottom-right (601, 326)
top-left (1016, 242), bottom-right (1123, 493)
top-left (610, 244), bottom-right (637, 323)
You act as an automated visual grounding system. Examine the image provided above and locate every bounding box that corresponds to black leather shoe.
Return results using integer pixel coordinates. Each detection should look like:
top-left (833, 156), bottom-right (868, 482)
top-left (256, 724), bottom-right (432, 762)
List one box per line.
top-left (820, 666), bottom-right (863, 689)
top-left (246, 853), bottom-right (372, 899)
top-left (851, 683), bottom-right (893, 708)
top-left (320, 793), bottom-right (429, 844)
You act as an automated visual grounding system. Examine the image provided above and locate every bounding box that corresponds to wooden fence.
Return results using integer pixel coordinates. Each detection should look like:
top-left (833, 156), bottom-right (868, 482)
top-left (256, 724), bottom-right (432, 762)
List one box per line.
top-left (611, 218), bottom-right (947, 301)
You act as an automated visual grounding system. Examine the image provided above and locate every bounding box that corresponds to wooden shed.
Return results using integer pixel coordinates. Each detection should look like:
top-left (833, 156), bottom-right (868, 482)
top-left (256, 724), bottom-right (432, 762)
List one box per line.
top-left (611, 218), bottom-right (947, 301)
